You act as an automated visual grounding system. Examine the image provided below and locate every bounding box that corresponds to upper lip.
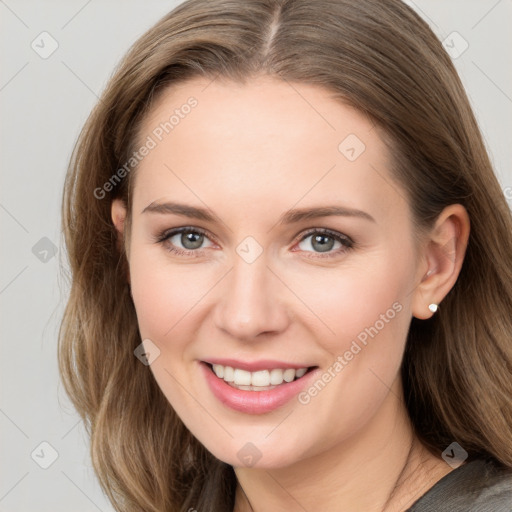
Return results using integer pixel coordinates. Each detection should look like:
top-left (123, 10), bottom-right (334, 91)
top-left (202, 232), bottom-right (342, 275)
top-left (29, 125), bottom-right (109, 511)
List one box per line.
top-left (202, 358), bottom-right (316, 372)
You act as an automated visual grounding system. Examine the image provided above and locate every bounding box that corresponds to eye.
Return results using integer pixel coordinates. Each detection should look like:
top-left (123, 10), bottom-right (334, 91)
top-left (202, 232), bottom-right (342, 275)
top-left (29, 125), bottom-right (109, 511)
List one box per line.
top-left (155, 227), bottom-right (215, 257)
top-left (295, 228), bottom-right (354, 258)
top-left (155, 226), bottom-right (354, 259)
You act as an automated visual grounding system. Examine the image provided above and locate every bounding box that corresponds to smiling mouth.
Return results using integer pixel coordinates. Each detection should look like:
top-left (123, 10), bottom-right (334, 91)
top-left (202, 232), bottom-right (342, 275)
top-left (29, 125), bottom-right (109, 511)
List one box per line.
top-left (204, 362), bottom-right (318, 391)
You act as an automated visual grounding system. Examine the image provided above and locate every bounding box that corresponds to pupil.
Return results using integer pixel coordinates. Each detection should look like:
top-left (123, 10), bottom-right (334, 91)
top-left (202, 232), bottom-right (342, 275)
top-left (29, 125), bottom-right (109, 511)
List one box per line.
top-left (313, 234), bottom-right (334, 253)
top-left (182, 232), bottom-right (203, 249)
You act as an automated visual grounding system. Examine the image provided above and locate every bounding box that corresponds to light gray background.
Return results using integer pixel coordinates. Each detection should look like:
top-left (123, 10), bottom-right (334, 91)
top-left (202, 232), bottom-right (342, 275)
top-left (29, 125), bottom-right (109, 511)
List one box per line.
top-left (1, 1), bottom-right (511, 510)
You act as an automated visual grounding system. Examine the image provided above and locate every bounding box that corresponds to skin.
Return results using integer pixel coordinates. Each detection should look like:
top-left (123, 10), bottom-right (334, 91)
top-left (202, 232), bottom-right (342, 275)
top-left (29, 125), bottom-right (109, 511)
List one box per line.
top-left (111, 75), bottom-right (470, 511)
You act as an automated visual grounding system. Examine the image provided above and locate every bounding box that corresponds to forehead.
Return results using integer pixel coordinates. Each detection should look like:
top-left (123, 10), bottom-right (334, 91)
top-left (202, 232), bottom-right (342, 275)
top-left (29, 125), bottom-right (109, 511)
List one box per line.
top-left (132, 76), bottom-right (406, 223)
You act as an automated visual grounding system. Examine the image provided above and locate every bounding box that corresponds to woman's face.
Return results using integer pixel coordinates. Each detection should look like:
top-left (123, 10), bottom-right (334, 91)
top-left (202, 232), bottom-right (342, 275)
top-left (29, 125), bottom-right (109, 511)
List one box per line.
top-left (113, 75), bottom-right (430, 468)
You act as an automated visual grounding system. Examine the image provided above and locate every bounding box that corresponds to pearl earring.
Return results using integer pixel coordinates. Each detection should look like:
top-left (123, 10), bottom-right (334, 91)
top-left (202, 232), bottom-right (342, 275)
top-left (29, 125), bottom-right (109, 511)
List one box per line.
top-left (428, 303), bottom-right (438, 313)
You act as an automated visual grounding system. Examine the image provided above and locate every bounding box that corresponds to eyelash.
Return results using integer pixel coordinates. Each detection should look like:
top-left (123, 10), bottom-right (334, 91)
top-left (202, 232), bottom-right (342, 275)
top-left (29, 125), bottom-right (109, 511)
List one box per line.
top-left (154, 226), bottom-right (355, 259)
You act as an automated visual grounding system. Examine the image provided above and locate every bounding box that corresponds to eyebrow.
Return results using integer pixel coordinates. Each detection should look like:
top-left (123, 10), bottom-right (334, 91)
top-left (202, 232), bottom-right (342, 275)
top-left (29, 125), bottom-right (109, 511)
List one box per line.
top-left (141, 201), bottom-right (376, 224)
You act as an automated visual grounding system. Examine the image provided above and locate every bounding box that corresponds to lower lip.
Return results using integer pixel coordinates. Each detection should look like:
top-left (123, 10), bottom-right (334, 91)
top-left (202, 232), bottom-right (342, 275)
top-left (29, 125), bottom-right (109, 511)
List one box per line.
top-left (199, 362), bottom-right (319, 414)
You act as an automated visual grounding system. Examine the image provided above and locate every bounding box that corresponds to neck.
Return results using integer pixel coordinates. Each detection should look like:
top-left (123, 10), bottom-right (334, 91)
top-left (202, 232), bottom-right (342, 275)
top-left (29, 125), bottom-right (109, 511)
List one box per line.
top-left (233, 378), bottom-right (452, 512)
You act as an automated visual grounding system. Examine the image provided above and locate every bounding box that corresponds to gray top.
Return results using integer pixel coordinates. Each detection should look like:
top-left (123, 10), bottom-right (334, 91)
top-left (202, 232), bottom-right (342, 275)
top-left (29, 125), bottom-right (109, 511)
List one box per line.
top-left (406, 458), bottom-right (512, 511)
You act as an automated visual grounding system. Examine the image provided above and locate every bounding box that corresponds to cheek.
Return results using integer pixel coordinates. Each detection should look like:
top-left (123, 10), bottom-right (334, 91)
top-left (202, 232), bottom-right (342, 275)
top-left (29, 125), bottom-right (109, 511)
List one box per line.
top-left (288, 244), bottom-right (415, 421)
top-left (285, 263), bottom-right (413, 449)
top-left (128, 244), bottom-right (202, 339)
top-left (293, 254), bottom-right (412, 355)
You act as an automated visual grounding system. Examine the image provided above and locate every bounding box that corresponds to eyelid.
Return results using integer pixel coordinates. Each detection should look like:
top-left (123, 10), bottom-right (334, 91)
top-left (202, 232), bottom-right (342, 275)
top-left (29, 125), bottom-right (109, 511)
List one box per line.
top-left (294, 227), bottom-right (354, 246)
top-left (155, 226), bottom-right (217, 244)
top-left (155, 225), bottom-right (354, 257)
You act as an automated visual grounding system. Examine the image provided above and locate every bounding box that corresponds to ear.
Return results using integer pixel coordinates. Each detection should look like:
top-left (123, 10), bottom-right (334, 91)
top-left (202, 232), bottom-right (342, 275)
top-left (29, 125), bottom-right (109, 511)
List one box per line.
top-left (111, 199), bottom-right (131, 284)
top-left (111, 198), bottom-right (127, 239)
top-left (411, 204), bottom-right (470, 320)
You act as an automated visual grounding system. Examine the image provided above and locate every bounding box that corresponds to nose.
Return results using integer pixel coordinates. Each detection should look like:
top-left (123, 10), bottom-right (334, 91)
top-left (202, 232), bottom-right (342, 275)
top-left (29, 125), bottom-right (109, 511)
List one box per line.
top-left (213, 255), bottom-right (290, 341)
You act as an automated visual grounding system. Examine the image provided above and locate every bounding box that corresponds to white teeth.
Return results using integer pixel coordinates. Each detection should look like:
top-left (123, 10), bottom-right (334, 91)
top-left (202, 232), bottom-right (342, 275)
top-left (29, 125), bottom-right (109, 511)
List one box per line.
top-left (223, 365), bottom-right (234, 382)
top-left (210, 364), bottom-right (310, 387)
top-left (251, 370), bottom-right (270, 386)
top-left (269, 368), bottom-right (284, 385)
top-left (295, 367), bottom-right (307, 378)
top-left (233, 369), bottom-right (252, 386)
top-left (234, 384), bottom-right (277, 391)
top-left (283, 369), bottom-right (296, 382)
top-left (212, 364), bottom-right (224, 378)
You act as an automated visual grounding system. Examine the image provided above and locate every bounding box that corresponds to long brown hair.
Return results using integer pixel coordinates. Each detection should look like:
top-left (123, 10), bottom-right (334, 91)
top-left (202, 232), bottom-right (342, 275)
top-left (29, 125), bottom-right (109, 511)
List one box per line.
top-left (59, 0), bottom-right (512, 510)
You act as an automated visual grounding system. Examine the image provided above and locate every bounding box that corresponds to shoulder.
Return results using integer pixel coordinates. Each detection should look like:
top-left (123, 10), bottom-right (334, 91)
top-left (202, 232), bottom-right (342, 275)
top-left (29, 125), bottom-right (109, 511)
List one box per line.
top-left (407, 457), bottom-right (512, 512)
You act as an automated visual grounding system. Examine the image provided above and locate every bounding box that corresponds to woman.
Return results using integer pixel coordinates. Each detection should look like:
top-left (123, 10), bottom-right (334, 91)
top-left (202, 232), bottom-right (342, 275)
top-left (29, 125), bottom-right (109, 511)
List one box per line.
top-left (59, 0), bottom-right (512, 510)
